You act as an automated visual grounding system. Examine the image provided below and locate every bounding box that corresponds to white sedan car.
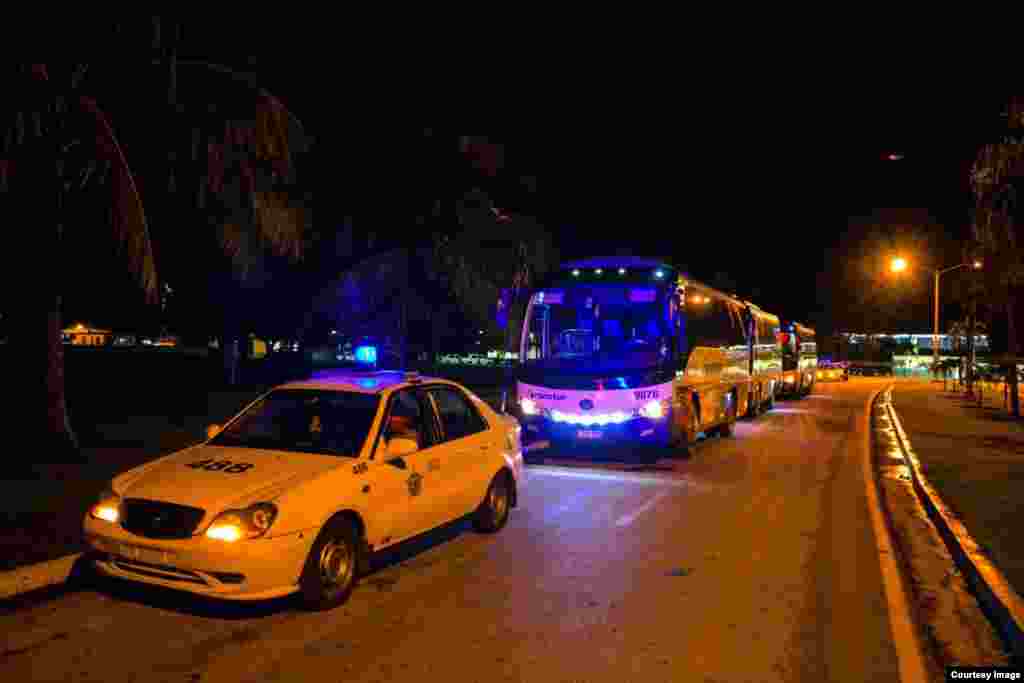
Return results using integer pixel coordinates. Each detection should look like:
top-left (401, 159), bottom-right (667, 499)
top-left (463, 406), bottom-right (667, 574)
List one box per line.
top-left (83, 370), bottom-right (524, 610)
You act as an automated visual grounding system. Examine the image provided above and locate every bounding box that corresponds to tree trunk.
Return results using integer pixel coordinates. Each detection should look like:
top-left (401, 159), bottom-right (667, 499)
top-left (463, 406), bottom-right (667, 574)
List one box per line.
top-left (8, 96), bottom-right (82, 464)
top-left (1008, 294), bottom-right (1020, 418)
top-left (47, 300), bottom-right (81, 459)
top-left (966, 309), bottom-right (976, 397)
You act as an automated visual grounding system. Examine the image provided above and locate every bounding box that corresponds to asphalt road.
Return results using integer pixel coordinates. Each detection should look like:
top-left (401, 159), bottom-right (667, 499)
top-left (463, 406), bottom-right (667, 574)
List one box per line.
top-left (1, 379), bottom-right (903, 682)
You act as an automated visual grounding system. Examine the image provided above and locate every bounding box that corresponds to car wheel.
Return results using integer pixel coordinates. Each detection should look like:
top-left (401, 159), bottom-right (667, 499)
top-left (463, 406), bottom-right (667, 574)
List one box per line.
top-left (474, 471), bottom-right (512, 533)
top-left (299, 517), bottom-right (361, 611)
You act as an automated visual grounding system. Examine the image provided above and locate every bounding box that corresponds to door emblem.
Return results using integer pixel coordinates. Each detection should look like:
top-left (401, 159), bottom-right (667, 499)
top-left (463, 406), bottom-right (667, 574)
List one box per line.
top-left (407, 472), bottom-right (423, 496)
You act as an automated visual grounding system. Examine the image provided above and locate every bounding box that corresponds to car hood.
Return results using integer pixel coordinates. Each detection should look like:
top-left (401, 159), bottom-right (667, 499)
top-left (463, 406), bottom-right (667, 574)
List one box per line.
top-left (113, 444), bottom-right (345, 512)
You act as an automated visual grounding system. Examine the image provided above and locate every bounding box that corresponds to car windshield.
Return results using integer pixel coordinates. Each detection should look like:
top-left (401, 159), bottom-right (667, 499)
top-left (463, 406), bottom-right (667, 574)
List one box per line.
top-left (209, 389), bottom-right (380, 457)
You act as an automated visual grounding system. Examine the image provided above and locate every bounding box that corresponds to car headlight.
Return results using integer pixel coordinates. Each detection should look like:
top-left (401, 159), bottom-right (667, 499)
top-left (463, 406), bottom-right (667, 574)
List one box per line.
top-left (520, 398), bottom-right (538, 415)
top-left (89, 487), bottom-right (122, 524)
top-left (205, 503), bottom-right (278, 542)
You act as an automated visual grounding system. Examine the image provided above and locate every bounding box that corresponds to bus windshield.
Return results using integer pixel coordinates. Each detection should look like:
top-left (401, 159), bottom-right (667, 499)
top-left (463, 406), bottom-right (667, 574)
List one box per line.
top-left (522, 288), bottom-right (672, 370)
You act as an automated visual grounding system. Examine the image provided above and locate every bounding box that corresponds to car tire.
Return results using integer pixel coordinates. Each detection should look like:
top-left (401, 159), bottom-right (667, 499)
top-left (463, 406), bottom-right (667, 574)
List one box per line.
top-left (474, 471), bottom-right (512, 533)
top-left (299, 517), bottom-right (362, 611)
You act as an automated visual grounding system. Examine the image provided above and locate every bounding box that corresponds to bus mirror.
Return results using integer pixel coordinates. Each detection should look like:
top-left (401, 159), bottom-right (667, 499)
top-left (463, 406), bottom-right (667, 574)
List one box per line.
top-left (496, 288), bottom-right (512, 329)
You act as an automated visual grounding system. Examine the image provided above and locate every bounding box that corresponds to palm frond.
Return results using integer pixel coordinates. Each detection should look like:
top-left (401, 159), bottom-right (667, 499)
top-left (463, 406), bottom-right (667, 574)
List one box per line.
top-left (77, 96), bottom-right (158, 302)
top-left (252, 190), bottom-right (306, 262)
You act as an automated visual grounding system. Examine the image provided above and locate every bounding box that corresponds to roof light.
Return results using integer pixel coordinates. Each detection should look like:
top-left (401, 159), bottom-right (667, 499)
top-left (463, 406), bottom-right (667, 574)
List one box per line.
top-left (354, 345), bottom-right (378, 366)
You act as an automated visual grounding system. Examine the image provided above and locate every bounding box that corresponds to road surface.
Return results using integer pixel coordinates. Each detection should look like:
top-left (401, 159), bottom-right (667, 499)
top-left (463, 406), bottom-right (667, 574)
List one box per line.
top-left (1, 379), bottom-right (903, 682)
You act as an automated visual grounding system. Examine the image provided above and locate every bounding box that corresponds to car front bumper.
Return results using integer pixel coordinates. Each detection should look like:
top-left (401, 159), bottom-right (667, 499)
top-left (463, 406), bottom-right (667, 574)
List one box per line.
top-left (83, 515), bottom-right (318, 600)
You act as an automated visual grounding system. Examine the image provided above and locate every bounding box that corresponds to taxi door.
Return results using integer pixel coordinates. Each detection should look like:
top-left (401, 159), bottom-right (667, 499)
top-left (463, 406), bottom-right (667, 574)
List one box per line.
top-left (424, 386), bottom-right (496, 518)
top-left (367, 388), bottom-right (446, 545)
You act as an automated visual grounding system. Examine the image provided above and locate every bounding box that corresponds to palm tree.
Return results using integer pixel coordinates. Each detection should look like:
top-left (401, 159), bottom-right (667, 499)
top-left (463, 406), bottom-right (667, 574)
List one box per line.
top-left (3, 62), bottom-right (157, 460)
top-left (3, 24), bottom-right (308, 459)
top-left (970, 96), bottom-right (1024, 416)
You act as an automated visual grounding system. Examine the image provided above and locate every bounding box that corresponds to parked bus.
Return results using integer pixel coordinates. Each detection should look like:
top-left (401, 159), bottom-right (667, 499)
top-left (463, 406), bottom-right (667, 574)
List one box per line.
top-left (779, 321), bottom-right (817, 397)
top-left (507, 257), bottom-right (753, 453)
top-left (743, 302), bottom-right (783, 415)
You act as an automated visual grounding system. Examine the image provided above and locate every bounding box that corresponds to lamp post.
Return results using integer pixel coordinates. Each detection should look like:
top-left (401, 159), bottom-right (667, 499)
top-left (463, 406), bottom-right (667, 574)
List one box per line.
top-left (891, 258), bottom-right (982, 381)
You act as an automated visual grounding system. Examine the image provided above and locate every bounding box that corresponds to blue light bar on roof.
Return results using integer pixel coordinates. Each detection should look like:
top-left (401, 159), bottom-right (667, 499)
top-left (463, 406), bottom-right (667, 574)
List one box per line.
top-left (536, 291), bottom-right (564, 304)
top-left (354, 345), bottom-right (378, 366)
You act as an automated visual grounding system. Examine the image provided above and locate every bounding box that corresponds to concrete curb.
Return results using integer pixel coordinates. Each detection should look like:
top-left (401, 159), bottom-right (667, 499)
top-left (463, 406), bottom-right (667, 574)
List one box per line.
top-left (885, 386), bottom-right (1024, 663)
top-left (864, 385), bottom-right (931, 683)
top-left (0, 553), bottom-right (83, 601)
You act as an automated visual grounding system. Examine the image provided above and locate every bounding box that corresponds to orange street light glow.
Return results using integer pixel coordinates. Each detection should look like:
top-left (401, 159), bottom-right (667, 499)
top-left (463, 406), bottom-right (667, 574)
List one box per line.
top-left (890, 257), bottom-right (907, 273)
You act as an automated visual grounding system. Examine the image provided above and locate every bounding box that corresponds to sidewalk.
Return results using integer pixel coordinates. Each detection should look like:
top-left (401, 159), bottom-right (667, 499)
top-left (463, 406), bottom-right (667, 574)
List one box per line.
top-left (890, 379), bottom-right (1024, 597)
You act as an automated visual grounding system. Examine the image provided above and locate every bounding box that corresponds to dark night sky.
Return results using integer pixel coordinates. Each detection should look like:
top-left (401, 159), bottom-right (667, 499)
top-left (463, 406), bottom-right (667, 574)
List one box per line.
top-left (44, 23), bottom-right (1007, 338)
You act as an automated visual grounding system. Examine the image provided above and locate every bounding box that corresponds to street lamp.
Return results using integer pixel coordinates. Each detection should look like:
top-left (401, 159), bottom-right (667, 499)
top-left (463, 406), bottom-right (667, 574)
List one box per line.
top-left (890, 257), bottom-right (983, 377)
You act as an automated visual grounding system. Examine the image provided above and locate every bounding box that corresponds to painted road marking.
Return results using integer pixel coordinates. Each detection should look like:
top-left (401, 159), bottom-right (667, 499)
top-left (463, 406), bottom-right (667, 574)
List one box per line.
top-left (614, 490), bottom-right (671, 527)
top-left (528, 466), bottom-right (696, 488)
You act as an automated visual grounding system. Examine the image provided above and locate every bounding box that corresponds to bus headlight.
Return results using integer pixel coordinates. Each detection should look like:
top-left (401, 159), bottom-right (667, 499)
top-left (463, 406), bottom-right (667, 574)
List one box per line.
top-left (640, 399), bottom-right (668, 419)
top-left (520, 398), bottom-right (538, 416)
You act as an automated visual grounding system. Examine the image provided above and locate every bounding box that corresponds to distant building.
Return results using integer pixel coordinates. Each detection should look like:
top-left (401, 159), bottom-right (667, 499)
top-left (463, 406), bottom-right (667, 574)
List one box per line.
top-left (62, 323), bottom-right (111, 346)
top-left (839, 332), bottom-right (989, 353)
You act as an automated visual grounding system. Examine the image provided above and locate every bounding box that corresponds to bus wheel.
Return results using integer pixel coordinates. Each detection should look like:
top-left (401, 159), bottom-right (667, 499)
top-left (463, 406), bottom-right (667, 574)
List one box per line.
top-left (745, 386), bottom-right (761, 418)
top-left (674, 409), bottom-right (700, 457)
top-left (716, 391), bottom-right (738, 437)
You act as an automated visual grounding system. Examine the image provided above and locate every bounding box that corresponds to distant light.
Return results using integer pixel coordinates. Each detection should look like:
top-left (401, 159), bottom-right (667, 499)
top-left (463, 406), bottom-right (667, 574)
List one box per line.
top-left (886, 153), bottom-right (904, 161)
top-left (618, 268), bottom-right (626, 275)
top-left (571, 269), bottom-right (580, 277)
top-left (973, 259), bottom-right (983, 269)
top-left (595, 269), bottom-right (603, 275)
top-left (479, 330), bottom-right (485, 334)
top-left (890, 257), bottom-right (907, 273)
top-left (654, 269), bottom-right (664, 278)
top-left (354, 345), bottom-right (378, 365)
top-left (330, 330), bottom-right (337, 335)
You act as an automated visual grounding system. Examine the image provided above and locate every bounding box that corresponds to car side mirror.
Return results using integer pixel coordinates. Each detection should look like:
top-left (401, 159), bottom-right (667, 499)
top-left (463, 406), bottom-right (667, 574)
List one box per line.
top-left (206, 424), bottom-right (221, 440)
top-left (385, 435), bottom-right (418, 460)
